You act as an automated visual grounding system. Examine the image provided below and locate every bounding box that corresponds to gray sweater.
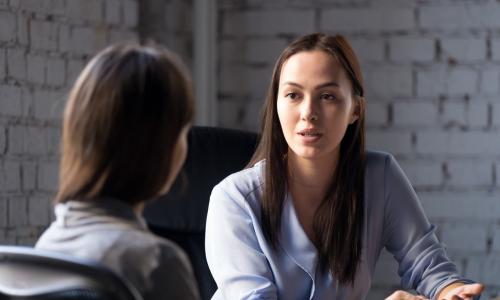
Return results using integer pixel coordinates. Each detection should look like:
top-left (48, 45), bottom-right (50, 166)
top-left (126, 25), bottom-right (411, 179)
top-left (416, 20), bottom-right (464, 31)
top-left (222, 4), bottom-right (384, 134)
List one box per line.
top-left (36, 199), bottom-right (200, 300)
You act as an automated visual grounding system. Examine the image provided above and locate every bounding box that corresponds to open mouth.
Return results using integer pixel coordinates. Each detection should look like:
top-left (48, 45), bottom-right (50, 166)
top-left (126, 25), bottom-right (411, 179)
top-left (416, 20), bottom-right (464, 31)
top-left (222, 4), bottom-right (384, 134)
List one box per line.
top-left (298, 132), bottom-right (321, 137)
top-left (297, 129), bottom-right (322, 137)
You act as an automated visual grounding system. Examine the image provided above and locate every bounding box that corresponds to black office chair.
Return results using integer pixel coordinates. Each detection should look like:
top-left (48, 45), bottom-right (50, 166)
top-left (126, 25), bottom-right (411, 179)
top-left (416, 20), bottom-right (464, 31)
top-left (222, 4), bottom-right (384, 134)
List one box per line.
top-left (0, 246), bottom-right (143, 300)
top-left (144, 126), bottom-right (259, 300)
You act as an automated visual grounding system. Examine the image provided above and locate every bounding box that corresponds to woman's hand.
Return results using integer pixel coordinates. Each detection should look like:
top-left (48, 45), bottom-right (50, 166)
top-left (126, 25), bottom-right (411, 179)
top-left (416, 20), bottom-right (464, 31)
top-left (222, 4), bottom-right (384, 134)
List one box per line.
top-left (385, 290), bottom-right (429, 300)
top-left (436, 282), bottom-right (484, 300)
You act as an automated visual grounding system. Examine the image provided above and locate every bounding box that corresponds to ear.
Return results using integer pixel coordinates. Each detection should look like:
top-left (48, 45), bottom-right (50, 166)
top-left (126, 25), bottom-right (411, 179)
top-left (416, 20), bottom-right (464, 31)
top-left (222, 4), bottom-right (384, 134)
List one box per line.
top-left (350, 96), bottom-right (362, 124)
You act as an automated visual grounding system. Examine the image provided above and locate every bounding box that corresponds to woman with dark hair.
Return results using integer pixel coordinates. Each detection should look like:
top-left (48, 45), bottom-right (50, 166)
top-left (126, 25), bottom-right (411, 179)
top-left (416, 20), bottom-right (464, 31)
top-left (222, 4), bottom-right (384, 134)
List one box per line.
top-left (205, 33), bottom-right (483, 300)
top-left (36, 44), bottom-right (200, 299)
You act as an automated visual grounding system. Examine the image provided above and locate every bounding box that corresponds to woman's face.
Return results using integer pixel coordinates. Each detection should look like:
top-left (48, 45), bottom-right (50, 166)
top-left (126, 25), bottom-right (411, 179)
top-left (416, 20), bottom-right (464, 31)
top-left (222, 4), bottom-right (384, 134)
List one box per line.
top-left (277, 50), bottom-right (358, 162)
top-left (159, 124), bottom-right (190, 195)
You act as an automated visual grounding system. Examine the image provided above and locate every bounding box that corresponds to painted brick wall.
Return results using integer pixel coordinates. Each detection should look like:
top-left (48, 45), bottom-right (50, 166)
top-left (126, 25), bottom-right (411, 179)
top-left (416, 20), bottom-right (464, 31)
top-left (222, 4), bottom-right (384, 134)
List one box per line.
top-left (218, 0), bottom-right (500, 298)
top-left (0, 0), bottom-right (138, 245)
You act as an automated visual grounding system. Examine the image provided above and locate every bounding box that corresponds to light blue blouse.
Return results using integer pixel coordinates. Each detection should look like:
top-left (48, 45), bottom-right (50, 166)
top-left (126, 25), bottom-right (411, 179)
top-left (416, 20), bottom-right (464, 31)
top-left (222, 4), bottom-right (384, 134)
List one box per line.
top-left (205, 151), bottom-right (473, 300)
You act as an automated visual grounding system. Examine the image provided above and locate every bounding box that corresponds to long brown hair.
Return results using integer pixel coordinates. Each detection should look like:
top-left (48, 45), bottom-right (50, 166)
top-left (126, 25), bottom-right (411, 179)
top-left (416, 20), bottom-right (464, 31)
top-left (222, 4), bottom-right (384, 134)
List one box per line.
top-left (248, 33), bottom-right (366, 285)
top-left (57, 44), bottom-right (194, 206)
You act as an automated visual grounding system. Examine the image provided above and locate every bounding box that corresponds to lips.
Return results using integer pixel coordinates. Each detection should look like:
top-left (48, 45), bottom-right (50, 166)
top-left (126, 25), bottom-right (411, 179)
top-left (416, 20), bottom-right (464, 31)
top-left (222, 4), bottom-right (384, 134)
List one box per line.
top-left (297, 128), bottom-right (322, 137)
top-left (297, 128), bottom-right (322, 143)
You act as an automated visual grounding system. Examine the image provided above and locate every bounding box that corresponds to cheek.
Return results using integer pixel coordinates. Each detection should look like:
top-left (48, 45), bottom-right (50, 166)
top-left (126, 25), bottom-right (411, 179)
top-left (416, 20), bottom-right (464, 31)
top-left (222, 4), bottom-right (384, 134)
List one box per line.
top-left (277, 100), bottom-right (293, 129)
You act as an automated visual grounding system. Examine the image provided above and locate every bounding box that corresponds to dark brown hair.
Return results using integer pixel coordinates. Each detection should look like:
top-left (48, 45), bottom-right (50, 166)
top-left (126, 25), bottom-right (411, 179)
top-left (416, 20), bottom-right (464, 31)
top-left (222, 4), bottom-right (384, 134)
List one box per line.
top-left (57, 44), bottom-right (194, 206)
top-left (248, 33), bottom-right (366, 285)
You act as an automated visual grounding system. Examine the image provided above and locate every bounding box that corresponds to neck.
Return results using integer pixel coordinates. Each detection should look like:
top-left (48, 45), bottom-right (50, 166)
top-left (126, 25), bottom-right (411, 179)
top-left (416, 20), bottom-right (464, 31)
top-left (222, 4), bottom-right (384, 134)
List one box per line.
top-left (287, 149), bottom-right (339, 202)
top-left (288, 151), bottom-right (338, 187)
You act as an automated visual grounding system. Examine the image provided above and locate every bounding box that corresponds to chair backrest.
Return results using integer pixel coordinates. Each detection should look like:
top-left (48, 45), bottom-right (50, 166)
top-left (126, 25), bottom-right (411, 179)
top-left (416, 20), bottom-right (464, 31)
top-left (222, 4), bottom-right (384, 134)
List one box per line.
top-left (144, 126), bottom-right (259, 300)
top-left (0, 246), bottom-right (143, 300)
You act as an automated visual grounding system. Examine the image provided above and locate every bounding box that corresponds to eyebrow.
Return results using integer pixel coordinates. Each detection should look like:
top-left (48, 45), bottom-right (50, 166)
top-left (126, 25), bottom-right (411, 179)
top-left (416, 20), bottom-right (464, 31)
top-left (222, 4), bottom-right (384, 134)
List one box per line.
top-left (281, 81), bottom-right (340, 89)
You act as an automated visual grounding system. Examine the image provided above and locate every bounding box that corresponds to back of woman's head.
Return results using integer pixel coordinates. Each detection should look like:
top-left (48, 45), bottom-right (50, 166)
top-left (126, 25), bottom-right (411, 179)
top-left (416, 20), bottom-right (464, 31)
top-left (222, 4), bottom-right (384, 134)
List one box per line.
top-left (57, 44), bottom-right (194, 205)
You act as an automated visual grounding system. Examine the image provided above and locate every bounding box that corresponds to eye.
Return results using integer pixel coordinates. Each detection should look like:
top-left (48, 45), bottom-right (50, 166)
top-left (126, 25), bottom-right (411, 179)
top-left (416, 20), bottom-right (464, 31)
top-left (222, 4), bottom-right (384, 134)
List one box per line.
top-left (320, 93), bottom-right (337, 101)
top-left (285, 92), bottom-right (300, 100)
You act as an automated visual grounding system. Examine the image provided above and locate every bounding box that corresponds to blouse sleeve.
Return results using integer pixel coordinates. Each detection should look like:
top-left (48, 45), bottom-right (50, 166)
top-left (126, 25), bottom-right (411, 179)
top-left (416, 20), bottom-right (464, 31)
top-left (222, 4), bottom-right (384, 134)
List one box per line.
top-left (381, 154), bottom-right (473, 299)
top-left (205, 183), bottom-right (278, 300)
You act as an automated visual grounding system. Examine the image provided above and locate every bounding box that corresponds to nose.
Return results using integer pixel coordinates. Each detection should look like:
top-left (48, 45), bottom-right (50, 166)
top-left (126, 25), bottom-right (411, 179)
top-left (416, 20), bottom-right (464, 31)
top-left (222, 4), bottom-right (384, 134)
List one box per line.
top-left (300, 96), bottom-right (318, 122)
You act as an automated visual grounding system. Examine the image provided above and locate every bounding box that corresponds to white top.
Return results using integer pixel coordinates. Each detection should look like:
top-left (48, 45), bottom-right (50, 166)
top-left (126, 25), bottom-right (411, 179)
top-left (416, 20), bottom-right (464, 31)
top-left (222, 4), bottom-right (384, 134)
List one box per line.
top-left (36, 198), bottom-right (200, 300)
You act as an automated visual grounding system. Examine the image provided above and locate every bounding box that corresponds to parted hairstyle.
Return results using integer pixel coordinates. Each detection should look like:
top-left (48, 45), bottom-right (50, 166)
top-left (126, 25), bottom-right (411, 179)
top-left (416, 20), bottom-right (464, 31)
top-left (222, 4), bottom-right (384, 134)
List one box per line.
top-left (248, 33), bottom-right (366, 285)
top-left (56, 44), bottom-right (194, 206)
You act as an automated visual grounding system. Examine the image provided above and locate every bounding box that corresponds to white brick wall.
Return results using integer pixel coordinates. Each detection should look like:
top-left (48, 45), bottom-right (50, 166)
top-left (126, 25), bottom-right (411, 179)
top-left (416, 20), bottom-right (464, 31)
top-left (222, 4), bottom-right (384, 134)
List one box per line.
top-left (224, 10), bottom-right (315, 36)
top-left (26, 54), bottom-right (46, 84)
top-left (8, 197), bottom-right (28, 227)
top-left (349, 39), bottom-right (385, 63)
top-left (123, 0), bottom-right (139, 28)
top-left (365, 66), bottom-right (413, 98)
top-left (419, 4), bottom-right (500, 31)
top-left (220, 38), bottom-right (287, 65)
top-left (7, 48), bottom-right (26, 80)
top-left (69, 27), bottom-right (107, 55)
top-left (0, 126), bottom-right (5, 154)
top-left (442, 102), bottom-right (466, 127)
top-left (365, 102), bottom-right (388, 127)
top-left (420, 193), bottom-right (500, 220)
top-left (480, 69), bottom-right (500, 95)
top-left (21, 162), bottom-right (37, 191)
top-left (417, 68), bottom-right (479, 97)
top-left (416, 132), bottom-right (500, 155)
top-left (467, 102), bottom-right (489, 128)
top-left (441, 223), bottom-right (488, 252)
top-left (492, 39), bottom-right (500, 61)
top-left (28, 197), bottom-right (51, 226)
top-left (366, 131), bottom-right (413, 155)
top-left (105, 0), bottom-right (122, 25)
top-left (0, 11), bottom-right (16, 42)
top-left (0, 49), bottom-right (5, 80)
top-left (446, 160), bottom-right (493, 187)
top-left (0, 85), bottom-right (23, 116)
top-left (493, 103), bottom-right (500, 127)
top-left (393, 102), bottom-right (438, 127)
top-left (321, 8), bottom-right (414, 33)
top-left (66, 0), bottom-right (103, 23)
top-left (30, 20), bottom-right (59, 51)
top-left (389, 37), bottom-right (434, 62)
top-left (37, 161), bottom-right (58, 192)
top-left (0, 0), bottom-right (140, 247)
top-left (0, 198), bottom-right (7, 228)
top-left (399, 160), bottom-right (443, 188)
top-left (497, 163), bottom-right (500, 186)
top-left (440, 38), bottom-right (486, 62)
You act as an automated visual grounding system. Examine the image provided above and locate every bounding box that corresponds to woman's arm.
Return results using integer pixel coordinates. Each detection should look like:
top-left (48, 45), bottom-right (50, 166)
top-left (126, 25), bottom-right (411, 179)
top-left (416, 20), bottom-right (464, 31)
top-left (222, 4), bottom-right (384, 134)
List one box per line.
top-left (205, 183), bottom-right (277, 300)
top-left (381, 154), bottom-right (482, 299)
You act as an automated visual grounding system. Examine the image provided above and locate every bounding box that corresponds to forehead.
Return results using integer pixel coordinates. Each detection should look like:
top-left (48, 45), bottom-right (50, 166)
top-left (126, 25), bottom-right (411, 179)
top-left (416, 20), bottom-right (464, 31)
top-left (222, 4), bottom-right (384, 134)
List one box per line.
top-left (279, 50), bottom-right (349, 84)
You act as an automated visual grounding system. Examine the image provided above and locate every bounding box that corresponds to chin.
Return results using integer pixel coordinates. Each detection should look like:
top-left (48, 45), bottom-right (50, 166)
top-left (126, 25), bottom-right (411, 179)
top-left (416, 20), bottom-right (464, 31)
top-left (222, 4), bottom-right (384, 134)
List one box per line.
top-left (292, 148), bottom-right (323, 159)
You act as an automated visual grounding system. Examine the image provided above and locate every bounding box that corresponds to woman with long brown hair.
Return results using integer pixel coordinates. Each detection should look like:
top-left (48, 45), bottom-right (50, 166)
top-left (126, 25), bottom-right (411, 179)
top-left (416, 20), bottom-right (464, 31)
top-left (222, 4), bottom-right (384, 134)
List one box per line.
top-left (205, 33), bottom-right (483, 300)
top-left (36, 44), bottom-right (200, 299)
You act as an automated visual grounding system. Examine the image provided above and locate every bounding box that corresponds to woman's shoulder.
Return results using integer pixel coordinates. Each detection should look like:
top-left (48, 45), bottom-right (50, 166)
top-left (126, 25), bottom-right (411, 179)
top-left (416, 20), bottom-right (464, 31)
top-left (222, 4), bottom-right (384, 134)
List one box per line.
top-left (365, 150), bottom-right (396, 175)
top-left (366, 150), bottom-right (393, 166)
top-left (214, 160), bottom-right (264, 196)
top-left (210, 160), bottom-right (265, 212)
